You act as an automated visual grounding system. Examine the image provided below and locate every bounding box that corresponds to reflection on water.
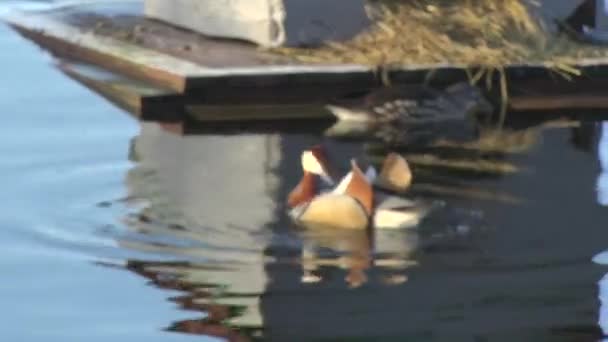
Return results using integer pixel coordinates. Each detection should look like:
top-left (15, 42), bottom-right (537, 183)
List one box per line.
top-left (101, 111), bottom-right (608, 341)
top-left (5, 7), bottom-right (608, 340)
top-left (598, 122), bottom-right (608, 206)
top-left (594, 121), bottom-right (608, 339)
top-left (120, 121), bottom-right (428, 339)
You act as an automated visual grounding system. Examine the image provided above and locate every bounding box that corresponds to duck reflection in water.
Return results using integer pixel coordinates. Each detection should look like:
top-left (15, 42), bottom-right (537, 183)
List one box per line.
top-left (300, 227), bottom-right (419, 288)
top-left (111, 110), bottom-right (572, 340)
top-left (116, 121), bottom-right (429, 340)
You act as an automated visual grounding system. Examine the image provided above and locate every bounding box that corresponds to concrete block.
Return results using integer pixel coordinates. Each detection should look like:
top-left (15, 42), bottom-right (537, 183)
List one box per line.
top-left (144, 0), bottom-right (370, 47)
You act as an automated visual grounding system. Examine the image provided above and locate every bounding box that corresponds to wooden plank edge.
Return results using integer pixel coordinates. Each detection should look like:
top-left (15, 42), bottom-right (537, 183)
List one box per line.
top-left (3, 9), bottom-right (380, 96)
top-left (58, 62), bottom-right (142, 117)
top-left (57, 62), bottom-right (185, 122)
top-left (4, 10), bottom-right (201, 92)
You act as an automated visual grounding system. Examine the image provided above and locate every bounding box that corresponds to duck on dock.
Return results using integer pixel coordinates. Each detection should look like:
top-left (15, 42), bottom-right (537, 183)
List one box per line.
top-left (325, 82), bottom-right (493, 124)
top-left (288, 145), bottom-right (438, 230)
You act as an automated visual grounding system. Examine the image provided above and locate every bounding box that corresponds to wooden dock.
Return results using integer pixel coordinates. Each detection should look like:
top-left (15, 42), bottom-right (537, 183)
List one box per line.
top-left (3, 2), bottom-right (376, 97)
top-left (58, 60), bottom-right (336, 136)
top-left (7, 0), bottom-right (608, 123)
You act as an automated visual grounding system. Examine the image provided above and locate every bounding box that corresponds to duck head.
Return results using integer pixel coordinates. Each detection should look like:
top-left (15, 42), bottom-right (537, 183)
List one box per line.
top-left (378, 152), bottom-right (412, 193)
top-left (301, 144), bottom-right (338, 185)
top-left (290, 159), bottom-right (373, 230)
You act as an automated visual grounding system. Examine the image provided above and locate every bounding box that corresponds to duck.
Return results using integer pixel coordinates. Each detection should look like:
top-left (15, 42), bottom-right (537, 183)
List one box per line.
top-left (325, 82), bottom-right (493, 124)
top-left (371, 151), bottom-right (413, 193)
top-left (288, 159), bottom-right (373, 230)
top-left (301, 144), bottom-right (412, 193)
top-left (289, 146), bottom-right (438, 230)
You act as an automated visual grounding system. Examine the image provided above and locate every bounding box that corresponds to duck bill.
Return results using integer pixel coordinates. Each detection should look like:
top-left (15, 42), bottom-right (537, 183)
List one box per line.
top-left (307, 144), bottom-right (340, 185)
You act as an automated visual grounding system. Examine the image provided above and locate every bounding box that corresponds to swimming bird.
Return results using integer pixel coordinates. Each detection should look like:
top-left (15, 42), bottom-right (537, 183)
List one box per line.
top-left (325, 82), bottom-right (493, 124)
top-left (288, 159), bottom-right (373, 230)
top-left (300, 144), bottom-right (341, 187)
top-left (301, 145), bottom-right (412, 193)
top-left (372, 192), bottom-right (438, 230)
top-left (373, 151), bottom-right (413, 193)
top-left (290, 146), bottom-right (438, 230)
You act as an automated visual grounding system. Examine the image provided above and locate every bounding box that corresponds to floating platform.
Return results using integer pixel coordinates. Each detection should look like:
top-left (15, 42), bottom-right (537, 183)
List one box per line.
top-left (57, 59), bottom-right (337, 125)
top-left (7, 0), bottom-right (608, 123)
top-left (3, 2), bottom-right (376, 101)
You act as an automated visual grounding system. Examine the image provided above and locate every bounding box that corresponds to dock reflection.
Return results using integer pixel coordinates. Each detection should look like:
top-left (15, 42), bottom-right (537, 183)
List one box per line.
top-left (114, 111), bottom-right (576, 340)
top-left (54, 60), bottom-right (608, 341)
top-left (120, 119), bottom-right (426, 340)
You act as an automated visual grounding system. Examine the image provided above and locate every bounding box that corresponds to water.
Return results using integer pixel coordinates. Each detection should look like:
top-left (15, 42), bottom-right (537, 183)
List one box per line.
top-left (3, 2), bottom-right (608, 341)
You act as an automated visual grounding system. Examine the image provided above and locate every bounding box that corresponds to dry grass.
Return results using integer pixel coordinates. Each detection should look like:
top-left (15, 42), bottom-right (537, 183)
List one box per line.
top-left (274, 0), bottom-right (606, 69)
top-left (273, 0), bottom-right (608, 121)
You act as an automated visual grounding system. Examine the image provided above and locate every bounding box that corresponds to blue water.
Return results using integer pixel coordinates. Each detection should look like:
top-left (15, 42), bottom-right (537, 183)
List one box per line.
top-left (4, 1), bottom-right (608, 342)
top-left (0, 17), bottom-right (206, 342)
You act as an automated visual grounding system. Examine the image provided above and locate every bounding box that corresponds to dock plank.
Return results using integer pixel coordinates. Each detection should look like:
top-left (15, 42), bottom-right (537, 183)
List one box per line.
top-left (9, 1), bottom-right (608, 112)
top-left (7, 10), bottom-right (208, 92)
top-left (3, 2), bottom-right (378, 99)
top-left (58, 59), bottom-right (335, 123)
top-left (58, 60), bottom-right (184, 121)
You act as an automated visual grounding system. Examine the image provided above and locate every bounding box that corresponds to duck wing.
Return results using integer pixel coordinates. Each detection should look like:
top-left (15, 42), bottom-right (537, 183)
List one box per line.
top-left (375, 193), bottom-right (441, 216)
top-left (374, 192), bottom-right (419, 210)
top-left (363, 86), bottom-right (441, 122)
top-left (373, 206), bottom-right (425, 230)
top-left (373, 194), bottom-right (440, 230)
top-left (326, 85), bottom-right (441, 122)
